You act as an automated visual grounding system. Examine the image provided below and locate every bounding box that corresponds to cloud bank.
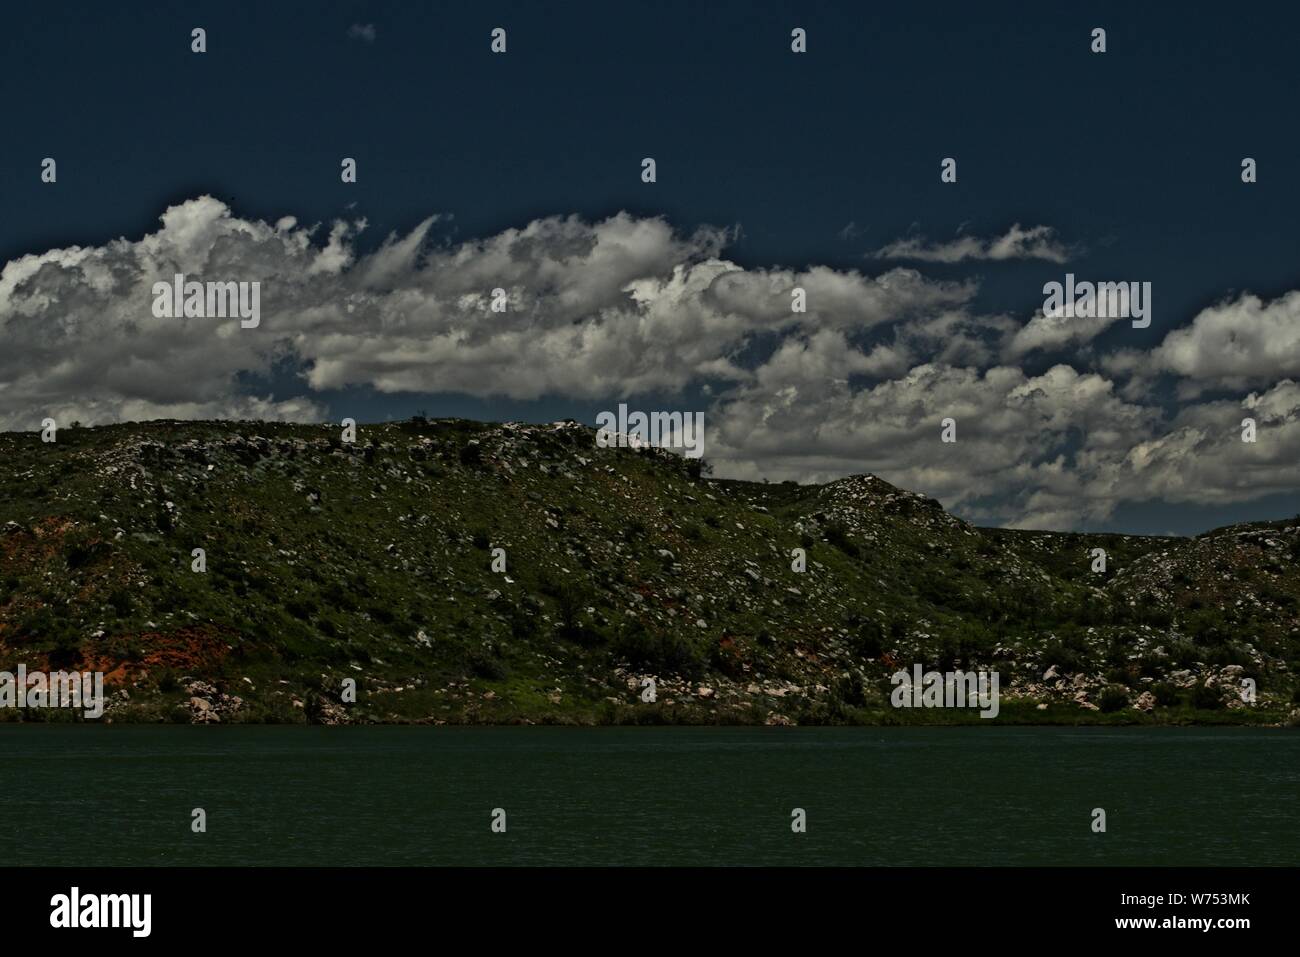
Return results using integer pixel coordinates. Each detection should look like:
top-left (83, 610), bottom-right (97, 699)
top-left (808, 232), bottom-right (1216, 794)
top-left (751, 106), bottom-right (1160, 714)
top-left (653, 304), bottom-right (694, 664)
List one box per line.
top-left (1, 198), bottom-right (1294, 530)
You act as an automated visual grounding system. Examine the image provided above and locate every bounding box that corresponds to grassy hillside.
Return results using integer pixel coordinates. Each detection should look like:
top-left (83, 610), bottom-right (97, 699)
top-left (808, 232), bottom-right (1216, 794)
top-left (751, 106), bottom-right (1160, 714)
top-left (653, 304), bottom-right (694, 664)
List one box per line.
top-left (1, 418), bottom-right (1297, 725)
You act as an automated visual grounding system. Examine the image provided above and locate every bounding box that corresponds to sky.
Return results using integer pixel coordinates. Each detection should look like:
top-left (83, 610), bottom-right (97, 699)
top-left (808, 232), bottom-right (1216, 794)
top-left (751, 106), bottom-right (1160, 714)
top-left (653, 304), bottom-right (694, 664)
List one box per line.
top-left (1, 0), bottom-right (1298, 534)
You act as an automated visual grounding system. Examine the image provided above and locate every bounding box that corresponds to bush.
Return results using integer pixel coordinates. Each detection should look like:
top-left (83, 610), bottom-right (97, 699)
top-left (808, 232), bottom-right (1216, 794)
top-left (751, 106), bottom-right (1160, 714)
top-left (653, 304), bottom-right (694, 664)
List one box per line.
top-left (321, 580), bottom-right (358, 612)
top-left (65, 538), bottom-right (109, 570)
top-left (1168, 639), bottom-right (1201, 668)
top-left (507, 602), bottom-right (539, 640)
top-left (685, 458), bottom-right (713, 482)
top-left (550, 580), bottom-right (594, 643)
top-left (1190, 682), bottom-right (1224, 710)
top-left (468, 650), bottom-right (507, 681)
top-left (612, 619), bottom-right (703, 678)
top-left (709, 638), bottom-right (744, 678)
top-left (824, 522), bottom-right (859, 558)
top-left (852, 619), bottom-right (885, 660)
top-left (107, 588), bottom-right (134, 618)
top-left (48, 632), bottom-right (82, 670)
top-left (1097, 685), bottom-right (1130, 713)
top-left (16, 607), bottom-right (77, 646)
top-left (1105, 666), bottom-right (1133, 685)
top-left (833, 672), bottom-right (867, 707)
top-left (1151, 682), bottom-right (1181, 707)
top-left (1042, 641), bottom-right (1086, 676)
top-left (459, 441), bottom-right (483, 467)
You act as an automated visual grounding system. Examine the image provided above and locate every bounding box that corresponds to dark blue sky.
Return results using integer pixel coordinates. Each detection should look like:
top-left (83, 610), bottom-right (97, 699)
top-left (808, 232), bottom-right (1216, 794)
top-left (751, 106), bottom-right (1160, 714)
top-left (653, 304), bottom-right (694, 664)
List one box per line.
top-left (6, 1), bottom-right (1296, 289)
top-left (2, 1), bottom-right (1297, 533)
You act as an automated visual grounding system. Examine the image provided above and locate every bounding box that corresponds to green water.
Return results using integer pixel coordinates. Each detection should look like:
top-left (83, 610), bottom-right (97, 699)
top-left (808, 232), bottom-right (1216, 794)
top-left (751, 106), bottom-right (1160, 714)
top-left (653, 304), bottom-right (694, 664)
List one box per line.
top-left (1, 726), bottom-right (1294, 866)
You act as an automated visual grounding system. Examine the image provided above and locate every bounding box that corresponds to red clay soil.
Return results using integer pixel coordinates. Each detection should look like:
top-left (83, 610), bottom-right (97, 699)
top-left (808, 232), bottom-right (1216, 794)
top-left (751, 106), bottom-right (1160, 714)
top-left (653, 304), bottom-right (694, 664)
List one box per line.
top-left (1, 625), bottom-right (234, 688)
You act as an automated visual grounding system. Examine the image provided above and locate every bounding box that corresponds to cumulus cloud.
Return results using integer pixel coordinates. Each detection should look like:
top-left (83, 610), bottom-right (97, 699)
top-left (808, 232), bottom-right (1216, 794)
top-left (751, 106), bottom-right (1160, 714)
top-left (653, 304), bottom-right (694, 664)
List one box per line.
top-left (1114, 380), bottom-right (1300, 506)
top-left (1149, 289), bottom-right (1300, 389)
top-left (707, 358), bottom-right (1157, 528)
top-left (0, 197), bottom-right (967, 423)
top-left (1004, 282), bottom-right (1150, 358)
top-left (871, 223), bottom-right (1073, 264)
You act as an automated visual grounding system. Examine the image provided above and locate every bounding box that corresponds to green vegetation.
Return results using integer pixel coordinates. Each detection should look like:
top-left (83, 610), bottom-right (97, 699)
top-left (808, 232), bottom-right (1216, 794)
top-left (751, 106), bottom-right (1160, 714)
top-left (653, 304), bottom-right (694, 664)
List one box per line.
top-left (0, 418), bottom-right (1296, 726)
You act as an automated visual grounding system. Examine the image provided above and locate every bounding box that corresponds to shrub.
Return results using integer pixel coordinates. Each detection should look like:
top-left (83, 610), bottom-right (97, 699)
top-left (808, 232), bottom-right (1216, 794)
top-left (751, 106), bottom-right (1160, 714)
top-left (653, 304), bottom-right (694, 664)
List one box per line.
top-left (550, 581), bottom-right (593, 642)
top-left (612, 619), bottom-right (703, 678)
top-left (1190, 682), bottom-right (1224, 710)
top-left (852, 619), bottom-right (885, 659)
top-left (507, 602), bottom-right (539, 640)
top-left (107, 588), bottom-right (134, 618)
top-left (1151, 682), bottom-right (1181, 707)
top-left (48, 632), bottom-right (82, 670)
top-left (459, 441), bottom-right (483, 467)
top-left (65, 538), bottom-right (109, 570)
top-left (709, 638), bottom-right (744, 678)
top-left (321, 580), bottom-right (358, 612)
top-left (1042, 641), bottom-right (1086, 676)
top-left (285, 595), bottom-right (316, 619)
top-left (685, 458), bottom-right (713, 482)
top-left (468, 650), bottom-right (507, 681)
top-left (1105, 666), bottom-right (1133, 685)
top-left (824, 522), bottom-right (859, 558)
top-left (1097, 685), bottom-right (1130, 713)
top-left (833, 672), bottom-right (867, 707)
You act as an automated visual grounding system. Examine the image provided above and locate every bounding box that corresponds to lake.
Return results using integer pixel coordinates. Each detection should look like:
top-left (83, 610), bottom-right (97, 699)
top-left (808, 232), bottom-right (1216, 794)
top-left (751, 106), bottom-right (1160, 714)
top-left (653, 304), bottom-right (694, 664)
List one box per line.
top-left (1, 726), bottom-right (1295, 866)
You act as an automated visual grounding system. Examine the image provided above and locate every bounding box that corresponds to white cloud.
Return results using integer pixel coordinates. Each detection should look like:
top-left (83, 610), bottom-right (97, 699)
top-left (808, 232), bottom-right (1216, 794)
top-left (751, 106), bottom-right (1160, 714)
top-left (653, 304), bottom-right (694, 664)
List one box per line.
top-left (1006, 303), bottom-right (1128, 359)
top-left (707, 358), bottom-right (1157, 528)
top-left (1115, 380), bottom-right (1300, 506)
top-left (0, 198), bottom-right (963, 424)
top-left (1150, 289), bottom-right (1300, 388)
top-left (2, 199), bottom-right (1293, 529)
top-left (871, 224), bottom-right (1073, 264)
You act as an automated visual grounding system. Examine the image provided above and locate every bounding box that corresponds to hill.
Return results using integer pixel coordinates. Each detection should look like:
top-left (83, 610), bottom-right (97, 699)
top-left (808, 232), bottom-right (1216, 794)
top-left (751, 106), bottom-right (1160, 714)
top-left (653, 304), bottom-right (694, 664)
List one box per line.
top-left (1, 418), bottom-right (1297, 725)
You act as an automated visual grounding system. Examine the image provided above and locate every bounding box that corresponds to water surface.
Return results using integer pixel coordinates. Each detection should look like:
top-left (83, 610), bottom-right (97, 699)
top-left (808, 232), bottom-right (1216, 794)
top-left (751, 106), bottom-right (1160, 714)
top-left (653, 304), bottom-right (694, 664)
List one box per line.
top-left (1, 726), bottom-right (1294, 866)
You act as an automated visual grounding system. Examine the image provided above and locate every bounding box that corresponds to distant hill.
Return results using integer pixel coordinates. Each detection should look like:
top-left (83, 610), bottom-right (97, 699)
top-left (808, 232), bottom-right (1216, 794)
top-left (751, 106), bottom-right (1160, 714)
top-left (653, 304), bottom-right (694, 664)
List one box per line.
top-left (1, 419), bottom-right (1297, 725)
